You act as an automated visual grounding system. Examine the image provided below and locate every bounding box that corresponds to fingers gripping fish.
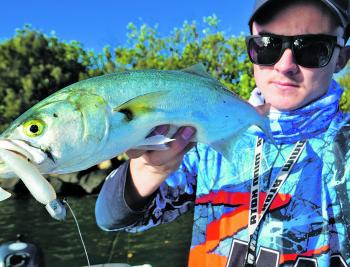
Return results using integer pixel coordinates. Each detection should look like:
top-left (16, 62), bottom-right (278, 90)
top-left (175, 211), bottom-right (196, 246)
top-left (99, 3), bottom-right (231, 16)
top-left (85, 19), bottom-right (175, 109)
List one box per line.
top-left (0, 64), bottom-right (273, 219)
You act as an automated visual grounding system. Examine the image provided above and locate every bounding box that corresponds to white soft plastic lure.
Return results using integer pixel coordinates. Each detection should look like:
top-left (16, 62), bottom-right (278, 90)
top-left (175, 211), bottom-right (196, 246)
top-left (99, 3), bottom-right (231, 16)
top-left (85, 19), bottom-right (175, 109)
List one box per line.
top-left (0, 147), bottom-right (65, 219)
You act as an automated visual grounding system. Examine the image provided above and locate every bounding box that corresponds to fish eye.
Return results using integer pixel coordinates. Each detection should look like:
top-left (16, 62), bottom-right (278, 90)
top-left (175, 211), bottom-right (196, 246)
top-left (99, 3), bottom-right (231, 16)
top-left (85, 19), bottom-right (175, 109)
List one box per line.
top-left (23, 119), bottom-right (45, 137)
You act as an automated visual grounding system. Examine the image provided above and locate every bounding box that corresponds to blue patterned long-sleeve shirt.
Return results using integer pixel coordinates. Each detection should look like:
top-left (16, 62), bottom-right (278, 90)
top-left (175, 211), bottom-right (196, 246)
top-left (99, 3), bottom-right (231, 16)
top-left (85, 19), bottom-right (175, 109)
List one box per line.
top-left (96, 80), bottom-right (350, 266)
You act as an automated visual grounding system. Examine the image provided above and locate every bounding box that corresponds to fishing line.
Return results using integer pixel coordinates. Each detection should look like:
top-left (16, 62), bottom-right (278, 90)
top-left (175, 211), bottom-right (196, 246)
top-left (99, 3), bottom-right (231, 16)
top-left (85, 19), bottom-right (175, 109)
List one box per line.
top-left (63, 198), bottom-right (91, 267)
top-left (107, 231), bottom-right (120, 263)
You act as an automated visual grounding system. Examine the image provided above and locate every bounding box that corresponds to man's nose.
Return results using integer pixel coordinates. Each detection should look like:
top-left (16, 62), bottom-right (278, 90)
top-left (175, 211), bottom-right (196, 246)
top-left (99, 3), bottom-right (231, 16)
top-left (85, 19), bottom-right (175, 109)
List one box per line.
top-left (274, 48), bottom-right (299, 75)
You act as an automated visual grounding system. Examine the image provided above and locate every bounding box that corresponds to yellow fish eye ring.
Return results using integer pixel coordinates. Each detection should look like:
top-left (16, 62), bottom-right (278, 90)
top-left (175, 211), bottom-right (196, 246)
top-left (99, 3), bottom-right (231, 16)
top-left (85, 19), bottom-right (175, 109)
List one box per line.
top-left (23, 119), bottom-right (45, 137)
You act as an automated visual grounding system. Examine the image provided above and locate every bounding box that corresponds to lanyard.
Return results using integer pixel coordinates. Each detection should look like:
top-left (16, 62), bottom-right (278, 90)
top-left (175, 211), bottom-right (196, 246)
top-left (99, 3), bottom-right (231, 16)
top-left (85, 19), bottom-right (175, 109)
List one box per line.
top-left (244, 137), bottom-right (306, 266)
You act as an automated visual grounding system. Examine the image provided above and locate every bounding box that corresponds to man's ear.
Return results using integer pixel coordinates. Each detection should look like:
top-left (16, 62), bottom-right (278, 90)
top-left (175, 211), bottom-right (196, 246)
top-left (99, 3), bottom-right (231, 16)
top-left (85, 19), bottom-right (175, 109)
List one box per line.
top-left (335, 46), bottom-right (350, 73)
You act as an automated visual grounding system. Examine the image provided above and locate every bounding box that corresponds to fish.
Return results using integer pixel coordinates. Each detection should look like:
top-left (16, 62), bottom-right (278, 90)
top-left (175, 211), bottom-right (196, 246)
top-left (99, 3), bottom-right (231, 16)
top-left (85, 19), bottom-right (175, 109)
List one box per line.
top-left (0, 64), bottom-right (273, 208)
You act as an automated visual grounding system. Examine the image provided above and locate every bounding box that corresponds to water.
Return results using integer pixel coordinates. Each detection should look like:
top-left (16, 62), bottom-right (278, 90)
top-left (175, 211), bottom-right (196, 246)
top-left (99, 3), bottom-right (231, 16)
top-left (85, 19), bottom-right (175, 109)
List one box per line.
top-left (0, 196), bottom-right (193, 267)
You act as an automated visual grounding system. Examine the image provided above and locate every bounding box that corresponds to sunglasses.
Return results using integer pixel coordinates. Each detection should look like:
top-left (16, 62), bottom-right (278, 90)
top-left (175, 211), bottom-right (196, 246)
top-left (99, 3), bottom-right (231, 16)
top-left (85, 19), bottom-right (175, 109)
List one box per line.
top-left (246, 33), bottom-right (345, 68)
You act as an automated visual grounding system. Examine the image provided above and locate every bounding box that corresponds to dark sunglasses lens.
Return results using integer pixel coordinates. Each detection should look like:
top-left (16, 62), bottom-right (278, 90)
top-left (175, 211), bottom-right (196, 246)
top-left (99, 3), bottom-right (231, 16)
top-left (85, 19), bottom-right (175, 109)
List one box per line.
top-left (248, 36), bottom-right (282, 65)
top-left (293, 37), bottom-right (334, 67)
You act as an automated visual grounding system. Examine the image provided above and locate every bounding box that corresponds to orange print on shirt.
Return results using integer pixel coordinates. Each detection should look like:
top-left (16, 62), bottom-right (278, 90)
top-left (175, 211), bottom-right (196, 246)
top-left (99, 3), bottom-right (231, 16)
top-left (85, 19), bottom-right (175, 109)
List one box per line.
top-left (188, 191), bottom-right (291, 267)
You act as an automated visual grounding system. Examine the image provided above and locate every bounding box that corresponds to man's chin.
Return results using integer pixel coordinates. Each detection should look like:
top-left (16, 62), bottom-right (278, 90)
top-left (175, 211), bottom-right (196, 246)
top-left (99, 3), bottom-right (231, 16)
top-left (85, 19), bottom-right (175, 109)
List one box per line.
top-left (266, 98), bottom-right (304, 112)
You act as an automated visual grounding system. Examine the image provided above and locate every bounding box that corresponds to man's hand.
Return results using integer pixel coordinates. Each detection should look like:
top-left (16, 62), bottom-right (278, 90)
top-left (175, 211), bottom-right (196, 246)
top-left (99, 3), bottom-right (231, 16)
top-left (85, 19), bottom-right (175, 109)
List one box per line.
top-left (126, 125), bottom-right (196, 198)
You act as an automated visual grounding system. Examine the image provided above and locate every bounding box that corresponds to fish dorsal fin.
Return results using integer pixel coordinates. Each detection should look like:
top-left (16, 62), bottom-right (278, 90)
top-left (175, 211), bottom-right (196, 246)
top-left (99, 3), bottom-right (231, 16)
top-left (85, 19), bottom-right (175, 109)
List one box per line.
top-left (114, 91), bottom-right (169, 120)
top-left (182, 63), bottom-right (214, 79)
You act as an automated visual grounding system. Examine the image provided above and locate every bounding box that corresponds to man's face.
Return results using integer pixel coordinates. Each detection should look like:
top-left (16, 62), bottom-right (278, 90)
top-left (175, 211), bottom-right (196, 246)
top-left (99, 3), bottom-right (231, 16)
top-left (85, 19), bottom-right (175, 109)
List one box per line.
top-left (252, 3), bottom-right (343, 111)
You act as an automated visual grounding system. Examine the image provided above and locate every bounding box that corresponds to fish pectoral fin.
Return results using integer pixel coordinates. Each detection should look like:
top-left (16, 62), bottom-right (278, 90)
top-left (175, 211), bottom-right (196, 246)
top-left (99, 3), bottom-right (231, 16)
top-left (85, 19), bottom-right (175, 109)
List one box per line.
top-left (113, 91), bottom-right (170, 121)
top-left (133, 135), bottom-right (175, 151)
top-left (0, 187), bottom-right (11, 201)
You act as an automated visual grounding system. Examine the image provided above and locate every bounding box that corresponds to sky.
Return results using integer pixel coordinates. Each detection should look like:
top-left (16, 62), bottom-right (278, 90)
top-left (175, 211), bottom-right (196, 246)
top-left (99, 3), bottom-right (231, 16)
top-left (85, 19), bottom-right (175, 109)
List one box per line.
top-left (1, 0), bottom-right (255, 52)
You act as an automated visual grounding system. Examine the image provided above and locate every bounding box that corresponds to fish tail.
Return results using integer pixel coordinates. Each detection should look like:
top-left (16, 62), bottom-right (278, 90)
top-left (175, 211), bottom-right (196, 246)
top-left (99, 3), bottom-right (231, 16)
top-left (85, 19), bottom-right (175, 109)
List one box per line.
top-left (260, 119), bottom-right (286, 163)
top-left (256, 117), bottom-right (277, 147)
top-left (255, 120), bottom-right (283, 162)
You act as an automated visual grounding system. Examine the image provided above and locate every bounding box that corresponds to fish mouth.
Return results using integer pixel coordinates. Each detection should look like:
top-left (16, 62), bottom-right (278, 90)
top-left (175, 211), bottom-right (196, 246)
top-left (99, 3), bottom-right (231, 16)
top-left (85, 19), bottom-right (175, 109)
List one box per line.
top-left (0, 139), bottom-right (55, 178)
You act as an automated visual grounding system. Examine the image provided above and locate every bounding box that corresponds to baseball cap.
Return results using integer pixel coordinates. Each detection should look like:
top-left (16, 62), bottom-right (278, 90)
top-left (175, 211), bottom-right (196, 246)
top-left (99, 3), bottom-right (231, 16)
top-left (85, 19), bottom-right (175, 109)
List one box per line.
top-left (249, 0), bottom-right (350, 30)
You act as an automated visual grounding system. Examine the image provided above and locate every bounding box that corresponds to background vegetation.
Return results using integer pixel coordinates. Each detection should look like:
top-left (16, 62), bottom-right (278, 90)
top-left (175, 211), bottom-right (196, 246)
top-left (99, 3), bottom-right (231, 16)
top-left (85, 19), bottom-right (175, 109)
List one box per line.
top-left (0, 16), bottom-right (349, 132)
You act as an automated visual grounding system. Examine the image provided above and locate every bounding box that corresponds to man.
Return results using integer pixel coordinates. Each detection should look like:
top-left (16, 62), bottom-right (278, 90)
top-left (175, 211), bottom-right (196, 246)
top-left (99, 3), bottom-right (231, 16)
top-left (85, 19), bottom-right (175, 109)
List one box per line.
top-left (95, 0), bottom-right (350, 266)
